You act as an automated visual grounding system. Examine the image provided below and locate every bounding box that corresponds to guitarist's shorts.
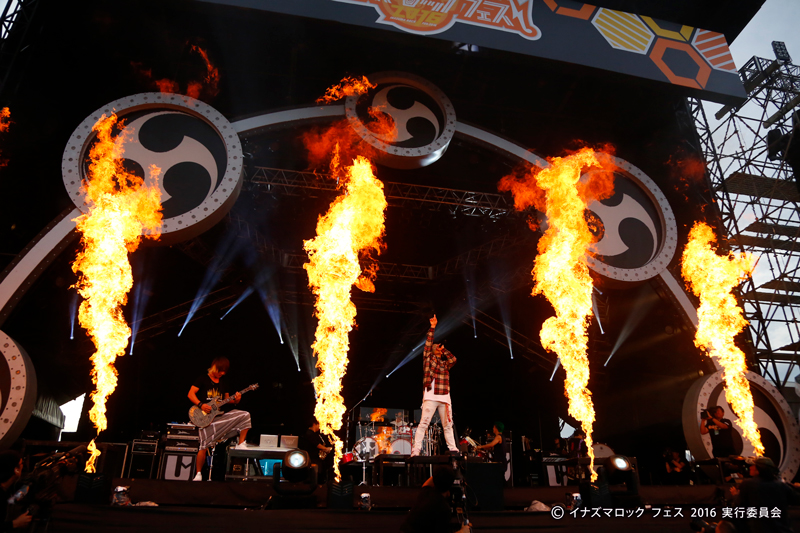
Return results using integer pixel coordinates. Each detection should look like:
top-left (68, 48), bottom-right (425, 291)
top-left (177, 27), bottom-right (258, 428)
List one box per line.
top-left (199, 410), bottom-right (252, 449)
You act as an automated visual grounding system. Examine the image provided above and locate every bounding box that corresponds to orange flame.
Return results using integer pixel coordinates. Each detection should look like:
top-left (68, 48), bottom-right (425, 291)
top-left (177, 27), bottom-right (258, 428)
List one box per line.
top-left (681, 222), bottom-right (763, 455)
top-left (72, 114), bottom-right (162, 472)
top-left (303, 154), bottom-right (387, 481)
top-left (666, 149), bottom-right (707, 206)
top-left (0, 107), bottom-right (10, 167)
top-left (85, 440), bottom-right (101, 473)
top-left (130, 45), bottom-right (219, 101)
top-left (316, 75), bottom-right (377, 104)
top-left (370, 407), bottom-right (388, 422)
top-left (0, 107), bottom-right (10, 133)
top-left (499, 148), bottom-right (615, 481)
top-left (188, 45), bottom-right (220, 100)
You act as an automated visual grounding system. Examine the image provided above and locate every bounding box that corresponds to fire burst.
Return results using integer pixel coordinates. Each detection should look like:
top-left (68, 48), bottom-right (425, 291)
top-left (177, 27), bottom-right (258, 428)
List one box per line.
top-left (681, 222), bottom-right (763, 455)
top-left (499, 148), bottom-right (614, 481)
top-left (72, 114), bottom-right (162, 471)
top-left (316, 75), bottom-right (376, 104)
top-left (0, 107), bottom-right (11, 132)
top-left (303, 155), bottom-right (387, 480)
top-left (188, 45), bottom-right (220, 100)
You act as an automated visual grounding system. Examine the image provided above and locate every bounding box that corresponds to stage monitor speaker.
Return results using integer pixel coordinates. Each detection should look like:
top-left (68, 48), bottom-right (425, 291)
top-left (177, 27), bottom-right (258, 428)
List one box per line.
top-left (127, 452), bottom-right (157, 479)
top-left (159, 452), bottom-right (197, 481)
top-left (463, 462), bottom-right (504, 511)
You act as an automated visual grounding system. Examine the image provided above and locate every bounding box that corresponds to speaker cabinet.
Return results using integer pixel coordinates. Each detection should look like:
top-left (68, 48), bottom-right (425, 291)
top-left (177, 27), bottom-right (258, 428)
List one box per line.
top-left (159, 452), bottom-right (197, 481)
top-left (127, 452), bottom-right (157, 479)
top-left (464, 462), bottom-right (504, 511)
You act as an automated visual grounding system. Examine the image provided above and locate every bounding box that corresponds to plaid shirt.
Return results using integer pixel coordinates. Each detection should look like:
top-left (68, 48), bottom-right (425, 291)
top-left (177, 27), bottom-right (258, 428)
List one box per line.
top-left (422, 326), bottom-right (456, 395)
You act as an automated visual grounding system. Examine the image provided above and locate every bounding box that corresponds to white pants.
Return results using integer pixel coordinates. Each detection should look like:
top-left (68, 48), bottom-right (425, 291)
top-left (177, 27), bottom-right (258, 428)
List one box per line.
top-left (412, 400), bottom-right (458, 454)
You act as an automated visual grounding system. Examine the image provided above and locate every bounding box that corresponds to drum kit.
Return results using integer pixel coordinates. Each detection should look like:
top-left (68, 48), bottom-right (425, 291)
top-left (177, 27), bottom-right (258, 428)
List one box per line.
top-left (345, 412), bottom-right (416, 462)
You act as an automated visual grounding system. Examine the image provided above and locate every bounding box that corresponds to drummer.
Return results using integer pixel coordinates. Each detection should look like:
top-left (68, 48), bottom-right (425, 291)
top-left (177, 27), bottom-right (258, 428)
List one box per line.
top-left (475, 421), bottom-right (505, 461)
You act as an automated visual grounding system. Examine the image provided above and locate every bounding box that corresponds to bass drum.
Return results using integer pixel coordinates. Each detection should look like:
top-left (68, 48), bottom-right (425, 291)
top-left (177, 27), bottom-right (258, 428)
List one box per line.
top-left (354, 437), bottom-right (378, 461)
top-left (592, 443), bottom-right (615, 459)
top-left (389, 438), bottom-right (412, 455)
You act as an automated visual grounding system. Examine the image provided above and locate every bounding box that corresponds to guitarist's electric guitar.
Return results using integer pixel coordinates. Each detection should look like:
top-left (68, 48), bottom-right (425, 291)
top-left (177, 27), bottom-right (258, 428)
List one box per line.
top-left (189, 384), bottom-right (259, 428)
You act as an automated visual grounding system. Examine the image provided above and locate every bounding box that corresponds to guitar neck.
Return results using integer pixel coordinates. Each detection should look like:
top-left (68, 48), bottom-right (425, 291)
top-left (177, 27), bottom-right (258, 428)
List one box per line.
top-left (217, 385), bottom-right (255, 407)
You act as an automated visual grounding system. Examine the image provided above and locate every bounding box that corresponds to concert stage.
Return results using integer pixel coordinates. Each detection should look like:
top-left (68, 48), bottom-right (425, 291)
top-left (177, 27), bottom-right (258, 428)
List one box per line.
top-left (46, 479), bottom-right (800, 532)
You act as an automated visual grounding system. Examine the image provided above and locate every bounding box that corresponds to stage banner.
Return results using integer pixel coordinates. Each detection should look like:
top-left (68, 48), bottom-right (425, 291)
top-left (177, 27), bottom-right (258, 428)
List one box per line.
top-left (198, 0), bottom-right (746, 104)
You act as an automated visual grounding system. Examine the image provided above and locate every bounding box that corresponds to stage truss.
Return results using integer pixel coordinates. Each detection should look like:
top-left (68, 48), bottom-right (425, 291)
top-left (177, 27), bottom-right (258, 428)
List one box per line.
top-left (690, 53), bottom-right (800, 388)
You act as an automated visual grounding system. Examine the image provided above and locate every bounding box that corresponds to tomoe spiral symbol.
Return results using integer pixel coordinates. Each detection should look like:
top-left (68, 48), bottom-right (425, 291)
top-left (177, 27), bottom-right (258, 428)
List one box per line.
top-left (62, 93), bottom-right (243, 244)
top-left (345, 72), bottom-right (456, 169)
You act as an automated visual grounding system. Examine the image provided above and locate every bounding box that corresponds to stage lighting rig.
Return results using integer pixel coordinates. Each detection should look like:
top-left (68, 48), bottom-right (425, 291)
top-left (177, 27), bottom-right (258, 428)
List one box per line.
top-left (272, 450), bottom-right (317, 496)
top-left (773, 41), bottom-right (792, 63)
top-left (579, 454), bottom-right (640, 508)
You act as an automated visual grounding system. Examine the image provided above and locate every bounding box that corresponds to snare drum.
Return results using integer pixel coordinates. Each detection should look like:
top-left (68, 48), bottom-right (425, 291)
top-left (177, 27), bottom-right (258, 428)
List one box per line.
top-left (390, 438), bottom-right (412, 455)
top-left (341, 452), bottom-right (355, 464)
top-left (354, 437), bottom-right (378, 461)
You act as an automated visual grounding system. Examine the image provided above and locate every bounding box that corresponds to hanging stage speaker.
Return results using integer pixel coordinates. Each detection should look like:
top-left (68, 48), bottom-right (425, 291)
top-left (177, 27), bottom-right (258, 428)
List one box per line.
top-left (159, 452), bottom-right (197, 481)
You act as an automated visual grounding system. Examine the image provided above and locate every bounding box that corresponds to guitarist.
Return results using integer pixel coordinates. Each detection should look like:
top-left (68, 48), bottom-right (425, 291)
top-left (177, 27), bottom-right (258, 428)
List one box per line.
top-left (300, 419), bottom-right (333, 484)
top-left (188, 356), bottom-right (252, 481)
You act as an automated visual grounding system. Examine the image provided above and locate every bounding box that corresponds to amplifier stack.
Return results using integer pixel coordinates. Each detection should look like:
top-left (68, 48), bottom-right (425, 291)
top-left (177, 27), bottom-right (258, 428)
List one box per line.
top-left (159, 423), bottom-right (200, 480)
top-left (127, 431), bottom-right (160, 479)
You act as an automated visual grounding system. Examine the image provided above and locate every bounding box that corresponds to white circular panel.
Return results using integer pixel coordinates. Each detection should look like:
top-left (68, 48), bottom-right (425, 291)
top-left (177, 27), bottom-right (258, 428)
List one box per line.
top-left (344, 72), bottom-right (456, 169)
top-left (585, 156), bottom-right (678, 282)
top-left (62, 92), bottom-right (243, 244)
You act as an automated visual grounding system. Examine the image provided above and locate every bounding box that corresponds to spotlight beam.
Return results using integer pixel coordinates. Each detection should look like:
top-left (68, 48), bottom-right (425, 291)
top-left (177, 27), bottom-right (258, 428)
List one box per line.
top-left (221, 286), bottom-right (254, 320)
top-left (592, 292), bottom-right (604, 335)
top-left (178, 229), bottom-right (244, 336)
top-left (606, 286), bottom-right (659, 366)
top-left (550, 358), bottom-right (561, 381)
top-left (471, 309), bottom-right (553, 366)
top-left (69, 291), bottom-right (79, 340)
top-left (128, 276), bottom-right (152, 355)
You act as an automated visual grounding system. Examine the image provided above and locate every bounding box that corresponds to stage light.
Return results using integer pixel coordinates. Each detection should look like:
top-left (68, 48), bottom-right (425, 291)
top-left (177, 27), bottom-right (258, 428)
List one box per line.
top-left (773, 40), bottom-right (791, 63)
top-left (285, 450), bottom-right (309, 473)
top-left (272, 450), bottom-right (318, 498)
top-left (580, 455), bottom-right (640, 508)
top-left (608, 455), bottom-right (631, 472)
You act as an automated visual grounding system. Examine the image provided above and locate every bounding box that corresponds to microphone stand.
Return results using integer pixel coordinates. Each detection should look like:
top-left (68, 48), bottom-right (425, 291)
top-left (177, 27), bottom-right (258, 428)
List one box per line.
top-left (346, 392), bottom-right (371, 453)
top-left (347, 392), bottom-right (372, 486)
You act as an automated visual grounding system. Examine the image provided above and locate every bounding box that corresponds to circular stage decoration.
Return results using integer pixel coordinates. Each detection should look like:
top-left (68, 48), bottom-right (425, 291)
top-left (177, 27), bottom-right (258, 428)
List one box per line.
top-left (0, 331), bottom-right (37, 449)
top-left (682, 371), bottom-right (800, 479)
top-left (584, 157), bottom-right (678, 283)
top-left (345, 72), bottom-right (456, 169)
top-left (62, 93), bottom-right (244, 245)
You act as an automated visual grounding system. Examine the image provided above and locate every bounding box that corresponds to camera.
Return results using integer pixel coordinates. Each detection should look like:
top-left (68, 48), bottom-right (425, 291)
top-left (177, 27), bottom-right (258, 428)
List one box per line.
top-left (700, 409), bottom-right (712, 420)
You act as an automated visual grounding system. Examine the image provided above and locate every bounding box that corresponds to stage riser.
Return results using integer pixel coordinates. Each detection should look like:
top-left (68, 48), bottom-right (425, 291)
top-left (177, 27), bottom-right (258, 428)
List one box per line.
top-left (115, 478), bottom-right (727, 509)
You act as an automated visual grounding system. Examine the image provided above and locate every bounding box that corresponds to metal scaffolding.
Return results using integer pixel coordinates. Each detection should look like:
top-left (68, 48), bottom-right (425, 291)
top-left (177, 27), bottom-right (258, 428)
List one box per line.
top-left (690, 50), bottom-right (800, 387)
top-left (0, 0), bottom-right (40, 100)
top-left (246, 166), bottom-right (516, 219)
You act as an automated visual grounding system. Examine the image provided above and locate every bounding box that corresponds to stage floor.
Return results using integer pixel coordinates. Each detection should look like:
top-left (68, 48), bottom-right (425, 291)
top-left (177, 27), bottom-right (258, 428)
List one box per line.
top-left (49, 504), bottom-right (746, 533)
top-left (40, 480), bottom-right (800, 532)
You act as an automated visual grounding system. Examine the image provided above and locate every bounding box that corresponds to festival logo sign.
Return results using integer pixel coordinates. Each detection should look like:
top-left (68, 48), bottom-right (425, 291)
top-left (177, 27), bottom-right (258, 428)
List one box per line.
top-left (62, 93), bottom-right (244, 244)
top-left (334, 0), bottom-right (540, 40)
top-left (345, 72), bottom-right (457, 168)
top-left (583, 157), bottom-right (678, 283)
